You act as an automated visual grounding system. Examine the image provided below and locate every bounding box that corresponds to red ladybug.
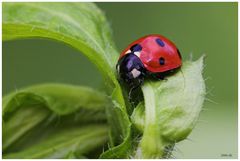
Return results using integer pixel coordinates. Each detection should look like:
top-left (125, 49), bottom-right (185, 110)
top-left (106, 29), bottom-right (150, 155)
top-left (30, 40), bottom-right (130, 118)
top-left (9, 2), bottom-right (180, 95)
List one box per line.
top-left (116, 34), bottom-right (182, 89)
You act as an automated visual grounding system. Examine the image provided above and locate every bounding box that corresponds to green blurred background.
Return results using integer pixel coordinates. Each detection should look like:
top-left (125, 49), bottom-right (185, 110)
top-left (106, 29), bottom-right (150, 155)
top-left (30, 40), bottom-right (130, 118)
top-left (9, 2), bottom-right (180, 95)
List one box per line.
top-left (3, 2), bottom-right (238, 158)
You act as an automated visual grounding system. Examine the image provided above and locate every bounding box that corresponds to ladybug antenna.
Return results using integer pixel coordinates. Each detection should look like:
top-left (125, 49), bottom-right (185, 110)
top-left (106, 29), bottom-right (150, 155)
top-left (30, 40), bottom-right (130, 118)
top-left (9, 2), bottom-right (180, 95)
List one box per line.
top-left (180, 68), bottom-right (186, 90)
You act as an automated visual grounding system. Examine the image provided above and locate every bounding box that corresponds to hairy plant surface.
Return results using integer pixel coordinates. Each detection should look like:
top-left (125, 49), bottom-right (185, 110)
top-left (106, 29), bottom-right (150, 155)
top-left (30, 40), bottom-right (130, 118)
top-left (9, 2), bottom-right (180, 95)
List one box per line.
top-left (2, 2), bottom-right (206, 159)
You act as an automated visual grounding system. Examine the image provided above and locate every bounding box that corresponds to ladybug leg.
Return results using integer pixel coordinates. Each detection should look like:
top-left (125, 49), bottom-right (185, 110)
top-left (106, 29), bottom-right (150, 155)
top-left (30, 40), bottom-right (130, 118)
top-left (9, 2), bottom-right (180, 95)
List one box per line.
top-left (128, 86), bottom-right (137, 102)
top-left (128, 78), bottom-right (144, 103)
top-left (157, 74), bottom-right (165, 80)
top-left (153, 73), bottom-right (168, 81)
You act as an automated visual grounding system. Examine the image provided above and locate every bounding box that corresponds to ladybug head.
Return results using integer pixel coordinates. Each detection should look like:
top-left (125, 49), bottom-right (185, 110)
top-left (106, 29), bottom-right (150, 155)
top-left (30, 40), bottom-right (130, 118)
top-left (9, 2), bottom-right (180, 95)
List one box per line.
top-left (116, 53), bottom-right (146, 87)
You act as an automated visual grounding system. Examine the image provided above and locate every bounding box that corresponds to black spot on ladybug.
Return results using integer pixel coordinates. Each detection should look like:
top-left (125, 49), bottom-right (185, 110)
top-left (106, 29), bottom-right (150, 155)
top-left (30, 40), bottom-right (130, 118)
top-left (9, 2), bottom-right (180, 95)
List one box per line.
top-left (130, 44), bottom-right (142, 52)
top-left (156, 38), bottom-right (165, 47)
top-left (177, 49), bottom-right (182, 59)
top-left (159, 57), bottom-right (165, 65)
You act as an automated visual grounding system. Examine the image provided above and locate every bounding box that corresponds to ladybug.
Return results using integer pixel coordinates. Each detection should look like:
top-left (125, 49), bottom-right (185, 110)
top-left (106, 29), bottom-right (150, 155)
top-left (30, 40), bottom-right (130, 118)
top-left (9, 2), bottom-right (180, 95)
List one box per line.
top-left (116, 34), bottom-right (182, 91)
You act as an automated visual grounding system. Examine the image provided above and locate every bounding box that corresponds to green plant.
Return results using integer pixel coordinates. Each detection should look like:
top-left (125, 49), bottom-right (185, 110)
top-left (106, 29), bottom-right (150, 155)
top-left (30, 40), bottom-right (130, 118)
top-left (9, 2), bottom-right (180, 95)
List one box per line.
top-left (2, 2), bottom-right (206, 159)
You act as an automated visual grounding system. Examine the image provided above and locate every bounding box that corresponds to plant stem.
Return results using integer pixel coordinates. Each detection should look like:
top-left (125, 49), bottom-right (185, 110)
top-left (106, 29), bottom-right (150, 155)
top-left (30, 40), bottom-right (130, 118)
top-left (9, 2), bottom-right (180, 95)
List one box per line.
top-left (136, 81), bottom-right (164, 158)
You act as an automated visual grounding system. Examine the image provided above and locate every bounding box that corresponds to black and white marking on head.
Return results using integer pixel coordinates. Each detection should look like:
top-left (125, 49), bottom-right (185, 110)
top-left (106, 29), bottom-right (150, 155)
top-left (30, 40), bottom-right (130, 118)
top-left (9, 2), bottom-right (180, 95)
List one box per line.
top-left (129, 44), bottom-right (142, 58)
top-left (159, 57), bottom-right (165, 65)
top-left (133, 51), bottom-right (141, 57)
top-left (131, 68), bottom-right (141, 78)
top-left (156, 38), bottom-right (165, 47)
top-left (124, 49), bottom-right (131, 55)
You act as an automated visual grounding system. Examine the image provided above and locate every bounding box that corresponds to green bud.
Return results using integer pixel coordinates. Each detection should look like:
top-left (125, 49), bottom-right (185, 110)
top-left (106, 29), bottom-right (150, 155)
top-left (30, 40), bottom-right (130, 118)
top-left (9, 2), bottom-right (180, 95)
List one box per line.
top-left (132, 56), bottom-right (206, 158)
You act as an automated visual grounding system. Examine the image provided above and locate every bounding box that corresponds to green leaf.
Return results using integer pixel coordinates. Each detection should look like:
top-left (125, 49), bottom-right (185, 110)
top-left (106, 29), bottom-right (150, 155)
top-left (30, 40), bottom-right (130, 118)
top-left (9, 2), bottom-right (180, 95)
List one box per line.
top-left (3, 83), bottom-right (108, 157)
top-left (3, 104), bottom-right (50, 152)
top-left (3, 124), bottom-right (108, 159)
top-left (132, 57), bottom-right (206, 158)
top-left (3, 3), bottom-right (117, 80)
top-left (3, 2), bottom-right (132, 158)
top-left (131, 102), bottom-right (145, 132)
